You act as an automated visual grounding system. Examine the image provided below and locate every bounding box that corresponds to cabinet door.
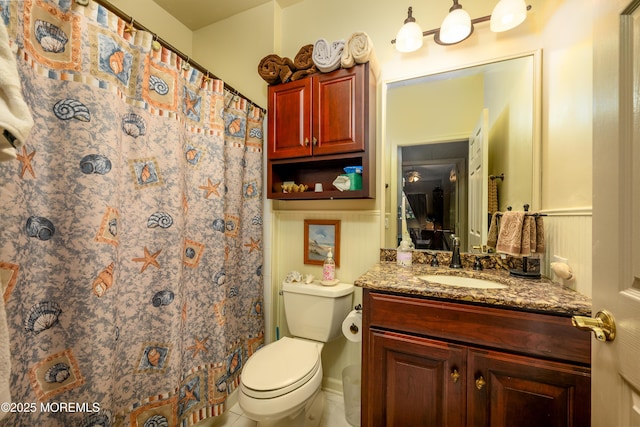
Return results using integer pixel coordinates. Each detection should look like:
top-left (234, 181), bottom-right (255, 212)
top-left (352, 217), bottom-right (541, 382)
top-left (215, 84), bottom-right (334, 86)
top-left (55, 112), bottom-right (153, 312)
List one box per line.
top-left (267, 78), bottom-right (312, 159)
top-left (364, 329), bottom-right (465, 427)
top-left (313, 65), bottom-right (366, 156)
top-left (467, 348), bottom-right (591, 427)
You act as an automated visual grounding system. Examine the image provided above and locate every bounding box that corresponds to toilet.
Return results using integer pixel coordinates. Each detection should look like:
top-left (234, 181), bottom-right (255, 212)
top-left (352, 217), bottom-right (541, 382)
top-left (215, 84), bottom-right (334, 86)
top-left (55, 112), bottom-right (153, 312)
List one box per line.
top-left (239, 280), bottom-right (354, 427)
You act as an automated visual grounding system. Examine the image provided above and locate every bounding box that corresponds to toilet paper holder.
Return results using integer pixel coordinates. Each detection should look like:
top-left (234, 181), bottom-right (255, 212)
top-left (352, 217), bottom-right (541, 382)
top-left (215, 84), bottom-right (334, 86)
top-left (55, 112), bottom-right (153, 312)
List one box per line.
top-left (349, 304), bottom-right (363, 335)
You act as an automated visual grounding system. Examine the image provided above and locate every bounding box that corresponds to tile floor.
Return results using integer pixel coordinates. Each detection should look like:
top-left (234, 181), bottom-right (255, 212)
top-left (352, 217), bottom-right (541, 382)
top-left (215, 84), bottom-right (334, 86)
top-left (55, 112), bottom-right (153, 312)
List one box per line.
top-left (207, 390), bottom-right (356, 427)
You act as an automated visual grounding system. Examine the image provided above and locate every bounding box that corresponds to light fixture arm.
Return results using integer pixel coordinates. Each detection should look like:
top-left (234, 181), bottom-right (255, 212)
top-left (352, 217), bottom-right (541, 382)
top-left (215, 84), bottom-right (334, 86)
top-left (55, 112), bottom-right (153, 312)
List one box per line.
top-left (404, 6), bottom-right (416, 24)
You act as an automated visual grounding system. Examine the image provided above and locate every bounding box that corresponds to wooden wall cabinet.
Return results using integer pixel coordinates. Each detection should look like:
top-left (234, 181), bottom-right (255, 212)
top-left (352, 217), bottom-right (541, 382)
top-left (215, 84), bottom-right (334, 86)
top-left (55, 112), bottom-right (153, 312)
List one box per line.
top-left (362, 290), bottom-right (591, 427)
top-left (266, 63), bottom-right (376, 199)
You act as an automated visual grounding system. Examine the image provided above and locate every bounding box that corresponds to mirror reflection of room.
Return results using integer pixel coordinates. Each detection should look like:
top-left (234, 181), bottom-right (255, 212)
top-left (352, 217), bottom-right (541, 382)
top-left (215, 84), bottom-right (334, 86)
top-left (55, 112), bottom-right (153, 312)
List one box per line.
top-left (400, 142), bottom-right (467, 250)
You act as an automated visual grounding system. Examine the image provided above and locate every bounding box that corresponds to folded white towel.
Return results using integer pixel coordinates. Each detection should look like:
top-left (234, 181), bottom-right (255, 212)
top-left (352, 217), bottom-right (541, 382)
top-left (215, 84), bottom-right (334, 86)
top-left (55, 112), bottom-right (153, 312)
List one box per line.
top-left (0, 23), bottom-right (34, 162)
top-left (341, 31), bottom-right (380, 80)
top-left (312, 38), bottom-right (345, 73)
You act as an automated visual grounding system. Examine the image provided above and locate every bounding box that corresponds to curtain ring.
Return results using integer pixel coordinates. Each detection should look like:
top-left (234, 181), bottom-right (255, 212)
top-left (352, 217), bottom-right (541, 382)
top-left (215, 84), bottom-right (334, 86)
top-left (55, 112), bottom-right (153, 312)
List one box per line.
top-left (182, 56), bottom-right (191, 71)
top-left (151, 34), bottom-right (161, 52)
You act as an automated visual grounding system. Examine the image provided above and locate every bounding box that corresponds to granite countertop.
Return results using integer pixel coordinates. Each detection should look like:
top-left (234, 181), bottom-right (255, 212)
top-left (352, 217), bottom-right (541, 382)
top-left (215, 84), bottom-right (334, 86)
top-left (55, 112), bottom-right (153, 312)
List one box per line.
top-left (354, 261), bottom-right (592, 316)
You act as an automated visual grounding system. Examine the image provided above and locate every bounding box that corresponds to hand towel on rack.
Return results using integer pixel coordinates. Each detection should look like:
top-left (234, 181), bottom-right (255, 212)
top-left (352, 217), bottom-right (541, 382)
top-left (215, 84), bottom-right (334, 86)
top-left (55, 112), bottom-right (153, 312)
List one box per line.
top-left (495, 211), bottom-right (525, 256)
top-left (521, 215), bottom-right (535, 254)
top-left (534, 216), bottom-right (545, 253)
top-left (0, 22), bottom-right (34, 162)
top-left (487, 212), bottom-right (500, 248)
top-left (488, 177), bottom-right (499, 215)
top-left (312, 38), bottom-right (345, 73)
top-left (341, 32), bottom-right (380, 80)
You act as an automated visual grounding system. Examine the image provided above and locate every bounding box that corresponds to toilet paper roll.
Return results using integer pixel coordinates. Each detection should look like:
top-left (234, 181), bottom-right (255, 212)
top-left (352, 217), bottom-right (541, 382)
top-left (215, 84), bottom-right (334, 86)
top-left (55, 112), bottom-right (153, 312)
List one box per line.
top-left (342, 310), bottom-right (362, 342)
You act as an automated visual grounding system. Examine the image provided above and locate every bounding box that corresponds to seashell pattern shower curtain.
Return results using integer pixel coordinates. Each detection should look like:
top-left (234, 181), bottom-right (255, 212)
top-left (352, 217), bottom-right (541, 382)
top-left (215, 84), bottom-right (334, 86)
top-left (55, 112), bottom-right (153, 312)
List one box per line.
top-left (0, 1), bottom-right (264, 426)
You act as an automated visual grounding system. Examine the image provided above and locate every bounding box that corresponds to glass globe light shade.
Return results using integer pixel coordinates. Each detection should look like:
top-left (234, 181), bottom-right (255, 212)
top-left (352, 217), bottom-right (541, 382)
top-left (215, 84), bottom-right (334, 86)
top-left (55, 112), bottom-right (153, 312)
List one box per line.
top-left (490, 0), bottom-right (527, 32)
top-left (439, 7), bottom-right (472, 44)
top-left (396, 21), bottom-right (424, 53)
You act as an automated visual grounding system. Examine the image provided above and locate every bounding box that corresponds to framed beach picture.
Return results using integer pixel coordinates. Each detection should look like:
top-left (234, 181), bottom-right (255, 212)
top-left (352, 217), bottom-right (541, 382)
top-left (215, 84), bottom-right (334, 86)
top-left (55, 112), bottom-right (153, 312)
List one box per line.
top-left (304, 219), bottom-right (340, 267)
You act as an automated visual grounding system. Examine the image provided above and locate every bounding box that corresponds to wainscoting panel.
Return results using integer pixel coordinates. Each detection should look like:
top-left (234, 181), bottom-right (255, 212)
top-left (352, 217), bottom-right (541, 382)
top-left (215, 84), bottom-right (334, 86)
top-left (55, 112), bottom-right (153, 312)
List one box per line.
top-left (540, 209), bottom-right (592, 298)
top-left (271, 210), bottom-right (381, 393)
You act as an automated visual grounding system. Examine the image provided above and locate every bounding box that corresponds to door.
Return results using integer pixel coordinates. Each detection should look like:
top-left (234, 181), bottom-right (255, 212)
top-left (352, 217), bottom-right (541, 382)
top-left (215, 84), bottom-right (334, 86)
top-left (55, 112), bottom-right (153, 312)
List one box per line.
top-left (365, 330), bottom-right (465, 427)
top-left (591, 1), bottom-right (640, 426)
top-left (313, 65), bottom-right (366, 156)
top-left (468, 109), bottom-right (489, 252)
top-left (467, 348), bottom-right (590, 427)
top-left (267, 78), bottom-right (312, 159)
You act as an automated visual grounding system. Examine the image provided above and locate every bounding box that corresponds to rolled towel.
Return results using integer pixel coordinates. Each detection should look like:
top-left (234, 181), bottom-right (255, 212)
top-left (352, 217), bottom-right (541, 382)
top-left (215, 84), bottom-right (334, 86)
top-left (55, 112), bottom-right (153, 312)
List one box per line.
top-left (313, 38), bottom-right (345, 73)
top-left (0, 22), bottom-right (34, 162)
top-left (257, 54), bottom-right (295, 85)
top-left (341, 31), bottom-right (380, 79)
top-left (293, 44), bottom-right (314, 70)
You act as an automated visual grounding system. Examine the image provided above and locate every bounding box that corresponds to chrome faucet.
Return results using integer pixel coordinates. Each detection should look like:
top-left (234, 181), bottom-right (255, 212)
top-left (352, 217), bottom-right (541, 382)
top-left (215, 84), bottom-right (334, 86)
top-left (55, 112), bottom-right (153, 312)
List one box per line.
top-left (449, 235), bottom-right (462, 269)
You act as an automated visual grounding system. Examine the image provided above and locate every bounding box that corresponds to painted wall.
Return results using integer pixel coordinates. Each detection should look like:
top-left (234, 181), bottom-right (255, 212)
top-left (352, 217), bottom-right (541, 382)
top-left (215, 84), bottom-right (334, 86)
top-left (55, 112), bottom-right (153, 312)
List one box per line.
top-left (193, 2), bottom-right (278, 109)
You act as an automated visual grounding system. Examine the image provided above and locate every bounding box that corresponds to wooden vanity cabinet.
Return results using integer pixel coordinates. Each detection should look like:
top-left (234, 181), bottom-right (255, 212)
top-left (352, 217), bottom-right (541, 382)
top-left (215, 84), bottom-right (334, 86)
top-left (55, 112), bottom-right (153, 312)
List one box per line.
top-left (266, 63), bottom-right (375, 199)
top-left (362, 290), bottom-right (591, 427)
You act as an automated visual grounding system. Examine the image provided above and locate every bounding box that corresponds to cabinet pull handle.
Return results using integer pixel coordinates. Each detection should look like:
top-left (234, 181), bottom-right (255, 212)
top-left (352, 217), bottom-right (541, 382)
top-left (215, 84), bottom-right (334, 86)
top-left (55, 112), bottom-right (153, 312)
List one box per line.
top-left (450, 369), bottom-right (460, 383)
top-left (312, 136), bottom-right (317, 146)
top-left (475, 375), bottom-right (486, 390)
top-left (303, 137), bottom-right (309, 147)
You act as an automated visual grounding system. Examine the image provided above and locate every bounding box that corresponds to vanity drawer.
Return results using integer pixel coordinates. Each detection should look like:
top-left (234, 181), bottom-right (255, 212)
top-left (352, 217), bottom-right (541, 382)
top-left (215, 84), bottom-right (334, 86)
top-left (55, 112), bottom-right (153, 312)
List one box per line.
top-left (363, 289), bottom-right (590, 365)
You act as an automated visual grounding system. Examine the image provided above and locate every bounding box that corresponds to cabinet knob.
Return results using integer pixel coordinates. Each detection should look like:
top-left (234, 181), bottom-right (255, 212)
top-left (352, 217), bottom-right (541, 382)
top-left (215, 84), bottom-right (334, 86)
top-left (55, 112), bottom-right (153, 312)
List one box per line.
top-left (303, 137), bottom-right (309, 147)
top-left (312, 136), bottom-right (317, 146)
top-left (450, 369), bottom-right (460, 383)
top-left (475, 375), bottom-right (486, 390)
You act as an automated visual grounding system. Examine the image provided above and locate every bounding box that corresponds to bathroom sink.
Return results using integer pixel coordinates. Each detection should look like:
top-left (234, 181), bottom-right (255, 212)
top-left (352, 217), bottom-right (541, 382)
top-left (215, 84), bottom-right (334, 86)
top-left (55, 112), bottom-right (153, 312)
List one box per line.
top-left (417, 275), bottom-right (508, 290)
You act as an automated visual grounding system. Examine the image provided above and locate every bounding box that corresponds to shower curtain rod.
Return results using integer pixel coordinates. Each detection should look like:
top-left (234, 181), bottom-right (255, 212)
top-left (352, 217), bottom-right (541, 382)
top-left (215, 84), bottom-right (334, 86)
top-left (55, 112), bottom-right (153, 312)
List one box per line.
top-left (91, 0), bottom-right (266, 113)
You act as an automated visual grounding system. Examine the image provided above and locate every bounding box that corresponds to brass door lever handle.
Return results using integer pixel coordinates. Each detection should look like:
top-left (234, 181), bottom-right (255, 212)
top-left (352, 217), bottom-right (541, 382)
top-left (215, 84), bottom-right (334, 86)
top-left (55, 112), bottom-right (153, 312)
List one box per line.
top-left (571, 310), bottom-right (616, 342)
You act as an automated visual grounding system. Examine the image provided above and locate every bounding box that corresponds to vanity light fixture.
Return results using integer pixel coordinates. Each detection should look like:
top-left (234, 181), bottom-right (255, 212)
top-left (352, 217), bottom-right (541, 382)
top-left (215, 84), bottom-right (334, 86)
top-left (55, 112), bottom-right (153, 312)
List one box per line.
top-left (406, 170), bottom-right (421, 183)
top-left (392, 1), bottom-right (531, 52)
top-left (395, 7), bottom-right (424, 53)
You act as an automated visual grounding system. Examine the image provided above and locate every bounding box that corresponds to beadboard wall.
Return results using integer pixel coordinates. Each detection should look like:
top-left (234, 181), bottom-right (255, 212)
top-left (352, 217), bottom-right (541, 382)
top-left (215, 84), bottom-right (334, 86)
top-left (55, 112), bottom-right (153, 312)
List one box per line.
top-left (270, 210), bottom-right (382, 392)
top-left (539, 208), bottom-right (592, 298)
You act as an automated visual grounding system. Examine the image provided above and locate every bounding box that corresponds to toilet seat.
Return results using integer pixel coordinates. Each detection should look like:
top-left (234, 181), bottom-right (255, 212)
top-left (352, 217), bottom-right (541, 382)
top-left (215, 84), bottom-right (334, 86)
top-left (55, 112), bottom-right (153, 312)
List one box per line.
top-left (241, 337), bottom-right (320, 399)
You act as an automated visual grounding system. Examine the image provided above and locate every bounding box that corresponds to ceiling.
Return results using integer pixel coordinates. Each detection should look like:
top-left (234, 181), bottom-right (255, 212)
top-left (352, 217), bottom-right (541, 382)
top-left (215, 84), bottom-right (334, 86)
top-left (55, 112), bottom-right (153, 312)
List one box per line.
top-left (152, 0), bottom-right (272, 30)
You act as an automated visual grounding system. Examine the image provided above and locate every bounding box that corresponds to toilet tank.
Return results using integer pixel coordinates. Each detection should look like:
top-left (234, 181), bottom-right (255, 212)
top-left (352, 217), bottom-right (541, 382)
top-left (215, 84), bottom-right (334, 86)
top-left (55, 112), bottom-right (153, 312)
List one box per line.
top-left (282, 281), bottom-right (354, 342)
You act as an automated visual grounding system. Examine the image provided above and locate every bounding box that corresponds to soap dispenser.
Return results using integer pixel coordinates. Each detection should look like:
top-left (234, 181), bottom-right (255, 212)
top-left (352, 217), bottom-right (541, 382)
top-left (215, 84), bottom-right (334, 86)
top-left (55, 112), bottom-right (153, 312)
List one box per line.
top-left (397, 237), bottom-right (413, 267)
top-left (323, 249), bottom-right (336, 281)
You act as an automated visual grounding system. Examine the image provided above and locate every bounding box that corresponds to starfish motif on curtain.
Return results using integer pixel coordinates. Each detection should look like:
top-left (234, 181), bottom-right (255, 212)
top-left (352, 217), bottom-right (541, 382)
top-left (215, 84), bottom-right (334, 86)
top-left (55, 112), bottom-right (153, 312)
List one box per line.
top-left (16, 146), bottom-right (36, 178)
top-left (187, 336), bottom-right (209, 358)
top-left (184, 92), bottom-right (199, 116)
top-left (132, 247), bottom-right (162, 272)
top-left (182, 193), bottom-right (189, 214)
top-left (198, 178), bottom-right (220, 199)
top-left (179, 384), bottom-right (198, 406)
top-left (244, 238), bottom-right (261, 253)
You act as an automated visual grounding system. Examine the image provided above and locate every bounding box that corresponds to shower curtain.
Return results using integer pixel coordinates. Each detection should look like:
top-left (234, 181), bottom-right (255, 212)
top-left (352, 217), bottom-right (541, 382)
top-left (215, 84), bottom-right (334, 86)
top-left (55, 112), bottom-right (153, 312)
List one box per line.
top-left (0, 1), bottom-right (264, 426)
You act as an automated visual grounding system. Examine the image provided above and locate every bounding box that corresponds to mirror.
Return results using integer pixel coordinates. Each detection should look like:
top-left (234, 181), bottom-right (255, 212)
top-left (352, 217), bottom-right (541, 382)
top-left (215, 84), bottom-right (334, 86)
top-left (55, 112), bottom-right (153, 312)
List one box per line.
top-left (384, 53), bottom-right (540, 252)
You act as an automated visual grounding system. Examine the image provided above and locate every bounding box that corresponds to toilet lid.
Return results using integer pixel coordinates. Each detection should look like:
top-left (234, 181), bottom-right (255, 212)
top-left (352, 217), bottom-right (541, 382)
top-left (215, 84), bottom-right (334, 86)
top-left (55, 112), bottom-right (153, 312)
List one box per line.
top-left (241, 337), bottom-right (320, 398)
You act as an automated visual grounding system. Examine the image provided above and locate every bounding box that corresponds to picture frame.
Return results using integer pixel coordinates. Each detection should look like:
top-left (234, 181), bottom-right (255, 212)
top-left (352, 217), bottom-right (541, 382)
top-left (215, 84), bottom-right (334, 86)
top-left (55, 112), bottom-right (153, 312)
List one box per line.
top-left (304, 219), bottom-right (340, 267)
